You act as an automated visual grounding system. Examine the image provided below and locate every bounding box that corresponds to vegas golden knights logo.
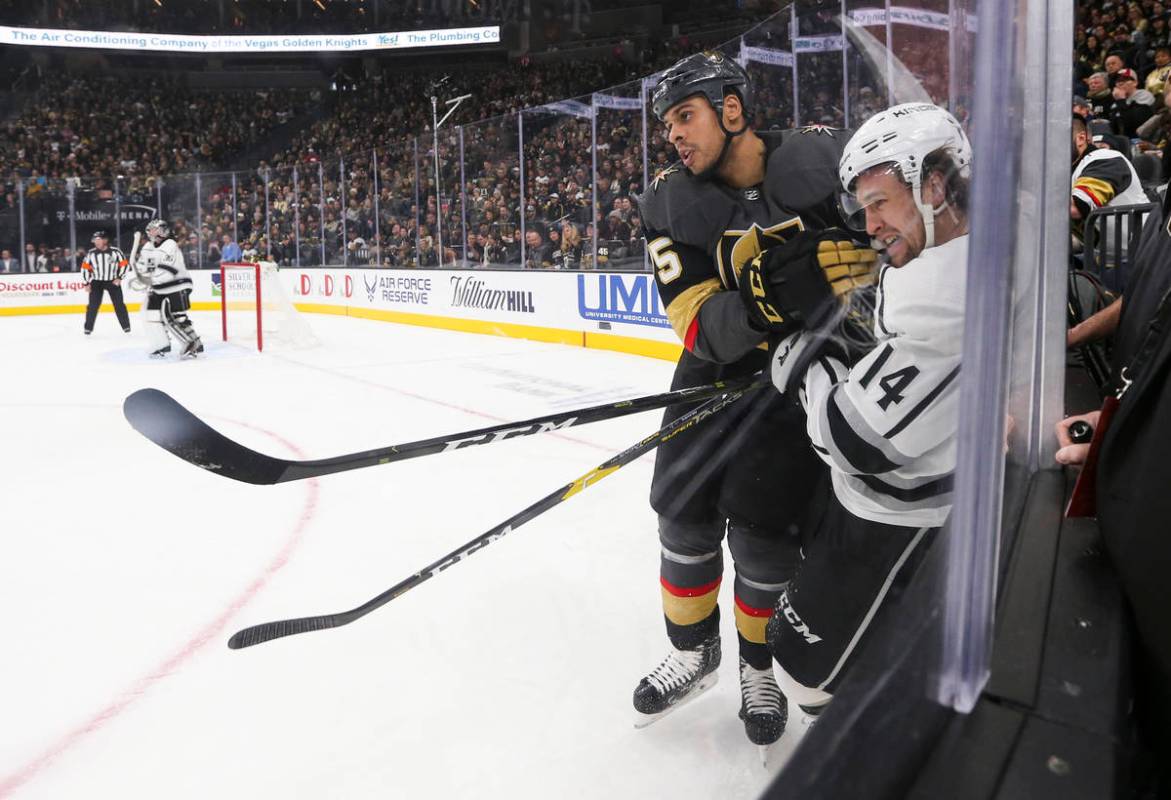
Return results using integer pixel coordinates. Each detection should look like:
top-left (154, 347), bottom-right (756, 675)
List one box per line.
top-left (714, 219), bottom-right (805, 290)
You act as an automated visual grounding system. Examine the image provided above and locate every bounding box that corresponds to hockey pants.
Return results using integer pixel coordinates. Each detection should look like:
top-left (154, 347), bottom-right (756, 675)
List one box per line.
top-left (765, 493), bottom-right (937, 709)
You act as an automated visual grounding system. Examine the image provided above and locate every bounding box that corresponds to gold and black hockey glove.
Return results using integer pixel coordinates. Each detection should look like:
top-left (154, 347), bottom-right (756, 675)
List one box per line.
top-left (739, 229), bottom-right (878, 332)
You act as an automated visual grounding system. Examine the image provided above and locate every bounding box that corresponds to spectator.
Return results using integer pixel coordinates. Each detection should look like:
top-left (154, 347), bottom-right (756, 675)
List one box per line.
top-left (554, 222), bottom-right (583, 270)
top-left (23, 242), bottom-right (45, 272)
top-left (1105, 51), bottom-right (1129, 81)
top-left (0, 248), bottom-right (18, 272)
top-left (1074, 95), bottom-right (1094, 121)
top-left (1087, 71), bottom-right (1115, 117)
top-left (1056, 189), bottom-right (1171, 793)
top-left (418, 236), bottom-right (438, 267)
top-left (1110, 68), bottom-right (1156, 137)
top-left (1137, 82), bottom-right (1171, 174)
top-left (465, 233), bottom-right (485, 266)
top-left (1146, 47), bottom-right (1171, 96)
top-left (523, 227), bottom-right (553, 269)
top-left (221, 234), bottom-right (242, 263)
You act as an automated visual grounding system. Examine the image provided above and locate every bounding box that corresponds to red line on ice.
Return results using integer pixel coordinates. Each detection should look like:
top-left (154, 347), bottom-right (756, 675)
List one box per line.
top-left (0, 421), bottom-right (320, 798)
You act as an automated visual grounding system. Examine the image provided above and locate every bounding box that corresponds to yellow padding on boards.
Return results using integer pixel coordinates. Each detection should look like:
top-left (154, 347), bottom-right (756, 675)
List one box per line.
top-left (662, 586), bottom-right (720, 627)
top-left (734, 604), bottom-right (771, 645)
top-left (0, 301), bottom-right (220, 316)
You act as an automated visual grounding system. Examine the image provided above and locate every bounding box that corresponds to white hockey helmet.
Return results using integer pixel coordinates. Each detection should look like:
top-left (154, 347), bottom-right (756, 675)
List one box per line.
top-left (838, 102), bottom-right (971, 249)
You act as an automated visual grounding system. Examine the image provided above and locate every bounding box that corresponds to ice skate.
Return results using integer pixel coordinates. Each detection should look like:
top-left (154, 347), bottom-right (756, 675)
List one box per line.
top-left (737, 657), bottom-right (787, 766)
top-left (632, 637), bottom-right (720, 728)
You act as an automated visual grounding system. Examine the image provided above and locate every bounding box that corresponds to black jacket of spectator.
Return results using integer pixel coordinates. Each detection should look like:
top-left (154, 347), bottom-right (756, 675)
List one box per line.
top-left (1111, 92), bottom-right (1157, 137)
top-left (1097, 190), bottom-right (1171, 777)
top-left (524, 240), bottom-right (553, 269)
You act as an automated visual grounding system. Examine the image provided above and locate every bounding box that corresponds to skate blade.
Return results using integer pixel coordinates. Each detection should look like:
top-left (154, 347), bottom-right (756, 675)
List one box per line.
top-left (760, 711), bottom-right (818, 771)
top-left (632, 672), bottom-right (720, 729)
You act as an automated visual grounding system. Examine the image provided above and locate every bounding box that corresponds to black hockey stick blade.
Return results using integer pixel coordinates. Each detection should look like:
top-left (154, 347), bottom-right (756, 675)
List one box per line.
top-left (124, 388), bottom-right (291, 484)
top-left (123, 376), bottom-right (756, 486)
top-left (227, 377), bottom-right (768, 650)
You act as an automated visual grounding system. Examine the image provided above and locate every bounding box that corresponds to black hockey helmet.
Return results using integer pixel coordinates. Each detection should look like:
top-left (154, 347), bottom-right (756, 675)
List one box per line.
top-left (91, 229), bottom-right (109, 242)
top-left (651, 50), bottom-right (752, 122)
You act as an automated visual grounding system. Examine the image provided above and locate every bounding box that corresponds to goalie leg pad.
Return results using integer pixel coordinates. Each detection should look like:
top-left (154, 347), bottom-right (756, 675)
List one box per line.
top-left (161, 294), bottom-right (197, 344)
top-left (145, 294), bottom-right (171, 351)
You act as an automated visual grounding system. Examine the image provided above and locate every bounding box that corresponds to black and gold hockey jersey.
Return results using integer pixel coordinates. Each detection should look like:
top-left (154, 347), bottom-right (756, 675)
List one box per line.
top-left (640, 128), bottom-right (847, 365)
top-left (638, 127), bottom-right (848, 529)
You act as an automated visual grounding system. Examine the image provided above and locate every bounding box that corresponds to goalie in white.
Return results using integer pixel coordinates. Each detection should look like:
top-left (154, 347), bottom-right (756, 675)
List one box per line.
top-left (134, 219), bottom-right (204, 359)
top-left (763, 103), bottom-right (971, 720)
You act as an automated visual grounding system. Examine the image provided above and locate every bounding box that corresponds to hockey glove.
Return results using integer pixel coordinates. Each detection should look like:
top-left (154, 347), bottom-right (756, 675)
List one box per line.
top-left (770, 329), bottom-right (851, 400)
top-left (771, 308), bottom-right (878, 398)
top-left (739, 229), bottom-right (877, 333)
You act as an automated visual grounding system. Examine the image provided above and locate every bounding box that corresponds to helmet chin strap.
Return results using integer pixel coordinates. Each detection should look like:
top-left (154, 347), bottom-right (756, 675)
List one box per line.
top-left (911, 179), bottom-right (940, 250)
top-left (695, 107), bottom-right (749, 181)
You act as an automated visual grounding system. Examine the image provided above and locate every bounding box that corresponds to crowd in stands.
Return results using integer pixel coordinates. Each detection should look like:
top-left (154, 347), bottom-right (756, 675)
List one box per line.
top-left (1075, 0), bottom-right (1171, 179)
top-left (1, 74), bottom-right (307, 180)
top-left (0, 1), bottom-right (965, 273)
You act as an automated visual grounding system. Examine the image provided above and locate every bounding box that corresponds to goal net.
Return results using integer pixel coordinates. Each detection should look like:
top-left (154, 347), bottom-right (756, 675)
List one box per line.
top-left (220, 261), bottom-right (318, 351)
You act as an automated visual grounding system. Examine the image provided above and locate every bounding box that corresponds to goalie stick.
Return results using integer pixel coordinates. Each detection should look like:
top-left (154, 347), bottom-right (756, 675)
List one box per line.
top-left (122, 375), bottom-right (759, 485)
top-left (227, 376), bottom-right (768, 649)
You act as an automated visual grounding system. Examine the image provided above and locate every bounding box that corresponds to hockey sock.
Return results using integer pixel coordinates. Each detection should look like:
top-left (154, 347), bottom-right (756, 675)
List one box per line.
top-left (660, 544), bottom-right (723, 651)
top-left (734, 573), bottom-right (786, 670)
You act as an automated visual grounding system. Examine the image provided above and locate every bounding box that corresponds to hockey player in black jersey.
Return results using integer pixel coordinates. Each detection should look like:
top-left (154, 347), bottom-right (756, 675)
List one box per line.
top-left (631, 51), bottom-right (877, 755)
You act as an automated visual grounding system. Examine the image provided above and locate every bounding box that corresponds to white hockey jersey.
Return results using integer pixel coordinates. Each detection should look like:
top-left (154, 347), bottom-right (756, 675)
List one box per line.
top-left (136, 237), bottom-right (193, 296)
top-left (798, 234), bottom-right (968, 528)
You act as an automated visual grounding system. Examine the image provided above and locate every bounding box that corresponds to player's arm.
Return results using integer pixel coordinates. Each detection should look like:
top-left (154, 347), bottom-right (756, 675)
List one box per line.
top-left (1072, 154), bottom-right (1134, 220)
top-left (149, 242), bottom-right (188, 290)
top-left (647, 229), bottom-right (765, 364)
top-left (789, 333), bottom-right (960, 476)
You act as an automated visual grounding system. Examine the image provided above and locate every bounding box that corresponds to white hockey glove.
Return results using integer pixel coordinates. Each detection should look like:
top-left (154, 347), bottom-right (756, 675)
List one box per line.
top-left (771, 327), bottom-right (854, 399)
top-left (771, 332), bottom-right (813, 397)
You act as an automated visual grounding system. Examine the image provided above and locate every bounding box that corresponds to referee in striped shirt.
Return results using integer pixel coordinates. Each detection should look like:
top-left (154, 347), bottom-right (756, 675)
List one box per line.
top-left (82, 230), bottom-right (131, 335)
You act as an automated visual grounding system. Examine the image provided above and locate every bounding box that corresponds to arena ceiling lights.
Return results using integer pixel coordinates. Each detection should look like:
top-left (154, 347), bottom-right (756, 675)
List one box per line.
top-left (0, 24), bottom-right (500, 53)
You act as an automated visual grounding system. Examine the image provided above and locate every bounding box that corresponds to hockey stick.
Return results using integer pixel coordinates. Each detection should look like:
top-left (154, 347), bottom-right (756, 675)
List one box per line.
top-left (126, 231), bottom-right (149, 291)
top-left (122, 375), bottom-right (759, 485)
top-left (227, 376), bottom-right (768, 649)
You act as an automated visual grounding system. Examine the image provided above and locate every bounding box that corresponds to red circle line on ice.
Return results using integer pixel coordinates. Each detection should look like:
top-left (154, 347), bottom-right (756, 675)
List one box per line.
top-left (0, 419), bottom-right (321, 798)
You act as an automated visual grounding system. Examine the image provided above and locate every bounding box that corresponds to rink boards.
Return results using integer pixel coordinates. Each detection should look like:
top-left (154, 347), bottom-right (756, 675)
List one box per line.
top-left (0, 268), bottom-right (684, 361)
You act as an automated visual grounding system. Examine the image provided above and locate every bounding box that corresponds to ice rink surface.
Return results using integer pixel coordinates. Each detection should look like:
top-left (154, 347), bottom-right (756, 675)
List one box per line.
top-left (1, 311), bottom-right (800, 799)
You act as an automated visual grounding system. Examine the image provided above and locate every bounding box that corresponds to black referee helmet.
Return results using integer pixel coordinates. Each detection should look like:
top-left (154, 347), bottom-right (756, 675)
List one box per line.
top-left (91, 230), bottom-right (109, 242)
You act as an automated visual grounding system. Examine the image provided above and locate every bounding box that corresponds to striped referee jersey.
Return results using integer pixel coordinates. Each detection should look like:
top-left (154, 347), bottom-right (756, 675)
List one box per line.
top-left (81, 247), bottom-right (129, 283)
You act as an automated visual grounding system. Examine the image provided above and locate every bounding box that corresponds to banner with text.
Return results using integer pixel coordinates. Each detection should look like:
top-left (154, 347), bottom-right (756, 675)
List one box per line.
top-left (0, 25), bottom-right (500, 53)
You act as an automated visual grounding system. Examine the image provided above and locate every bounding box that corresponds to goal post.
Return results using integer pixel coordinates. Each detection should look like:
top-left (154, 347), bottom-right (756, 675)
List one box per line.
top-left (220, 261), bottom-right (317, 351)
top-left (221, 261), bottom-right (264, 349)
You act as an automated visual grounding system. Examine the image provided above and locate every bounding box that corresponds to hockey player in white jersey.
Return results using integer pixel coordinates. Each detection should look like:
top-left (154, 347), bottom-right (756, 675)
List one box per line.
top-left (748, 102), bottom-right (971, 721)
top-left (135, 219), bottom-right (204, 359)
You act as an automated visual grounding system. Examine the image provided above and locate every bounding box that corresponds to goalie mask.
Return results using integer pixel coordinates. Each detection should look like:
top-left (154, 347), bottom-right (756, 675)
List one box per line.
top-left (145, 219), bottom-right (170, 243)
top-left (838, 103), bottom-right (971, 251)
